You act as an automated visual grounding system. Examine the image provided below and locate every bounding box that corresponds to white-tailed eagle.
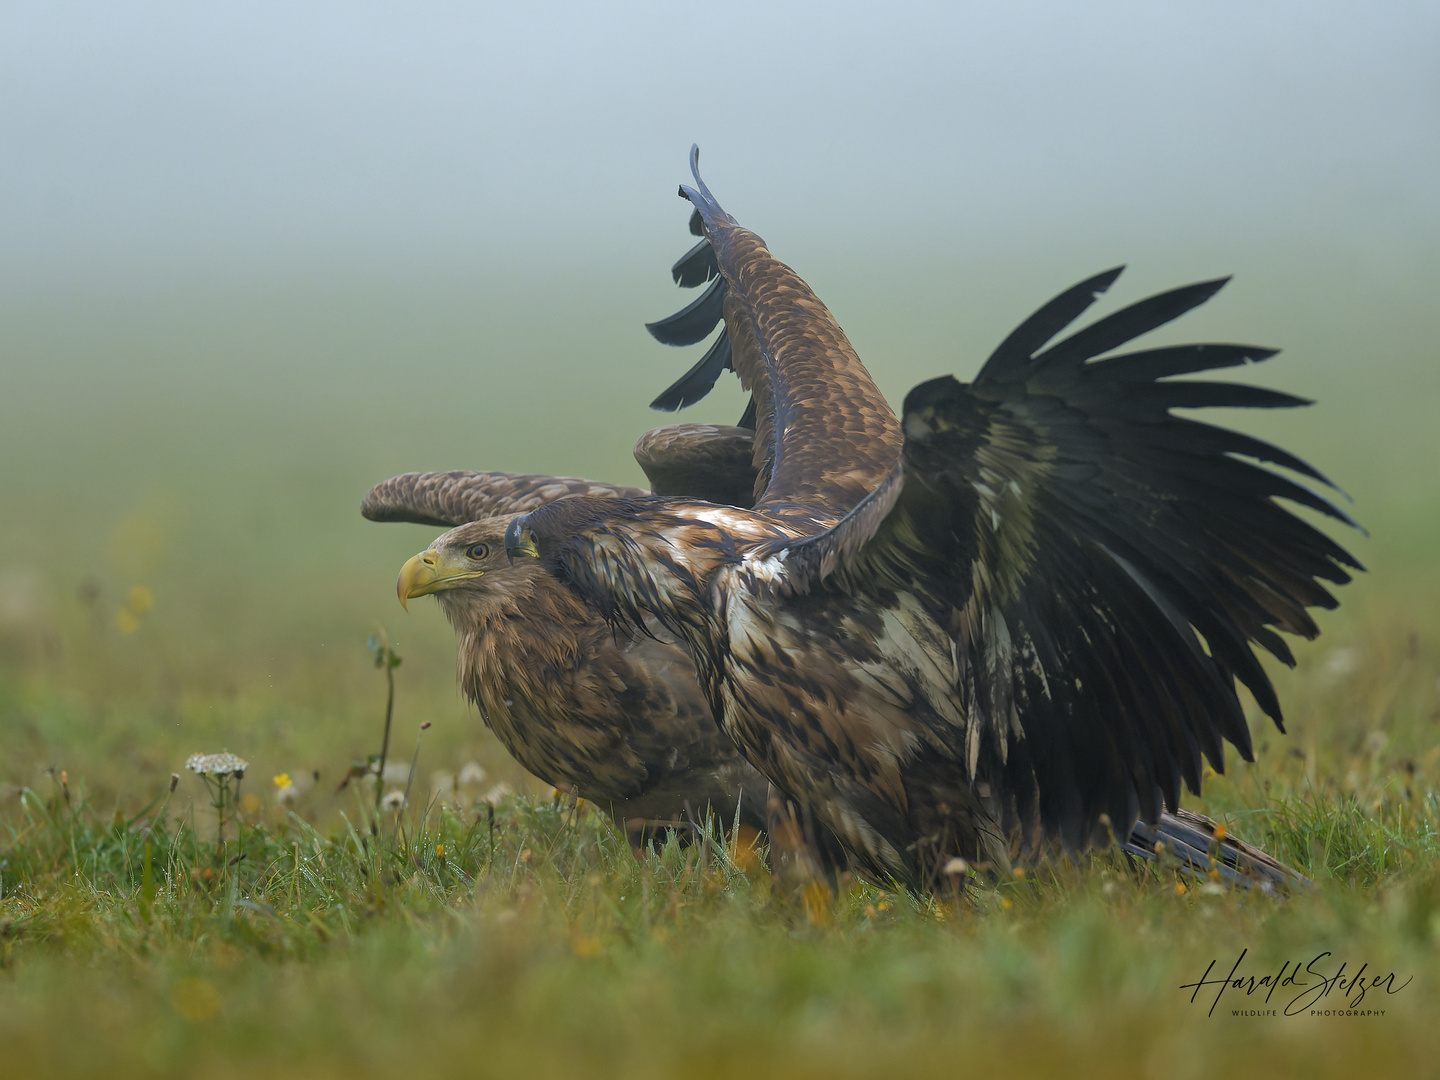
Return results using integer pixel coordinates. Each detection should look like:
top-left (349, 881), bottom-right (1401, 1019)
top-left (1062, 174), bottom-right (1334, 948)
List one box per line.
top-left (504, 148), bottom-right (1360, 890)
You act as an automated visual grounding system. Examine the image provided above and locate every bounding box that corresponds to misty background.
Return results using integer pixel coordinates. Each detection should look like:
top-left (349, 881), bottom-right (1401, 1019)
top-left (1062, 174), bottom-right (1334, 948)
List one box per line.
top-left (1, 2), bottom-right (1435, 706)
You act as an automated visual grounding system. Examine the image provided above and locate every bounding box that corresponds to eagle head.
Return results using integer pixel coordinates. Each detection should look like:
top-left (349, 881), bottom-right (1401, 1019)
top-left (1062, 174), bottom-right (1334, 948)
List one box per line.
top-left (397, 519), bottom-right (515, 611)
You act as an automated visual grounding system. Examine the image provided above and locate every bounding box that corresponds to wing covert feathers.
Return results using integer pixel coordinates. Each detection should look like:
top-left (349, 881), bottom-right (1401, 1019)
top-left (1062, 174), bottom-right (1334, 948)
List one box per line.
top-left (676, 147), bottom-right (902, 529)
top-left (633, 423), bottom-right (758, 507)
top-left (361, 471), bottom-right (647, 527)
top-left (649, 146), bottom-right (900, 527)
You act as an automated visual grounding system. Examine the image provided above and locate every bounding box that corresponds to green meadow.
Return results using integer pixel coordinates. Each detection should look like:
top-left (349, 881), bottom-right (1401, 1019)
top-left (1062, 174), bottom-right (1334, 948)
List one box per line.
top-left (2, 250), bottom-right (1438, 1077)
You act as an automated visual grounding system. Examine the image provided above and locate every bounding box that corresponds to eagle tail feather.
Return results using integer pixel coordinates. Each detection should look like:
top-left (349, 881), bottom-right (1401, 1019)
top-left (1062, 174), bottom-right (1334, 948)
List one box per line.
top-left (1124, 810), bottom-right (1308, 891)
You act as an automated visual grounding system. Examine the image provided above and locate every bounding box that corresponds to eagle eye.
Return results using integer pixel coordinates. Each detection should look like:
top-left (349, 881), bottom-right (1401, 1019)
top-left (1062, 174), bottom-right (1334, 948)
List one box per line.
top-left (465, 543), bottom-right (490, 561)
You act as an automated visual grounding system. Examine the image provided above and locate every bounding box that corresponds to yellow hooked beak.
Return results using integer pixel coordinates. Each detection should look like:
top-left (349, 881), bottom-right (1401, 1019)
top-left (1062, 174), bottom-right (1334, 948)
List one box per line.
top-left (396, 548), bottom-right (485, 610)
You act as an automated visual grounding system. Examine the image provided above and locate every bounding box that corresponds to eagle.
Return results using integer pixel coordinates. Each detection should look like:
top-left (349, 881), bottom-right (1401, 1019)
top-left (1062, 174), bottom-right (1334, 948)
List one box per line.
top-left (363, 422), bottom-right (775, 838)
top-left (503, 148), bottom-right (1361, 891)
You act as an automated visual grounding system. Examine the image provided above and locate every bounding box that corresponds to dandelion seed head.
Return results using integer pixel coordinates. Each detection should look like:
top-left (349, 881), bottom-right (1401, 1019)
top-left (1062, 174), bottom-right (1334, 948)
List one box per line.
top-left (942, 857), bottom-right (969, 877)
top-left (381, 790), bottom-right (406, 811)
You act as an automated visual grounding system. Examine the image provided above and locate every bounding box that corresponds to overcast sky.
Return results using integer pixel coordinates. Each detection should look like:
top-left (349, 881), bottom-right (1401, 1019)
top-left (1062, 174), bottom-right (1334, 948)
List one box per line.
top-left (2, 1), bottom-right (1436, 295)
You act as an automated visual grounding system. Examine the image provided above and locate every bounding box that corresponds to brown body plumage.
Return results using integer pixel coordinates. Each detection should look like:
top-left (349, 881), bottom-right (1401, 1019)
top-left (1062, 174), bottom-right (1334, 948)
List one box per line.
top-left (366, 424), bottom-right (770, 834)
top-left (506, 149), bottom-right (1358, 890)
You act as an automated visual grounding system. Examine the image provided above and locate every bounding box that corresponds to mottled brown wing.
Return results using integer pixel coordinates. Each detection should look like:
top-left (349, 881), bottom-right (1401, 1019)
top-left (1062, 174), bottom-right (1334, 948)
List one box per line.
top-left (650, 146), bottom-right (902, 531)
top-left (361, 471), bottom-right (647, 528)
top-left (632, 423), bottom-right (757, 507)
top-left (365, 419), bottom-right (766, 527)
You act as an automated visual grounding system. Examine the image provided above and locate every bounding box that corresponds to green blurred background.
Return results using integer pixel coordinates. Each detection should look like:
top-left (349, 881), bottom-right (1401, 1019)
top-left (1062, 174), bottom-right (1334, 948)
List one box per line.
top-left (1, 0), bottom-right (1436, 804)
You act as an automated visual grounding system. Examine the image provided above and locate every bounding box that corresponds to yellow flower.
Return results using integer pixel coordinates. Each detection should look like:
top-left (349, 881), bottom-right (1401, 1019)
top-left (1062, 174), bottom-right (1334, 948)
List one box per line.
top-left (273, 773), bottom-right (293, 790)
top-left (1212, 823), bottom-right (1228, 841)
top-left (801, 880), bottom-right (832, 927)
top-left (1175, 881), bottom-right (1188, 895)
top-left (115, 608), bottom-right (141, 635)
top-left (126, 585), bottom-right (153, 614)
top-left (170, 977), bottom-right (221, 1024)
top-left (570, 933), bottom-right (603, 957)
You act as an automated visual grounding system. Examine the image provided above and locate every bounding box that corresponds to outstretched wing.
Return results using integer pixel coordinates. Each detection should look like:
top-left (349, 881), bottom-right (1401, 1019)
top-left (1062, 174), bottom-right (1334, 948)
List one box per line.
top-left (777, 269), bottom-right (1361, 847)
top-left (650, 147), bottom-right (902, 527)
top-left (361, 471), bottom-right (647, 528)
top-left (365, 417), bottom-right (764, 527)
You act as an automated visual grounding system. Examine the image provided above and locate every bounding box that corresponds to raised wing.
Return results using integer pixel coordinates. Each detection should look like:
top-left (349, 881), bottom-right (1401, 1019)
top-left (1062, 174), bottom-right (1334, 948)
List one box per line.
top-left (647, 206), bottom-right (733, 412)
top-left (650, 147), bottom-right (902, 528)
top-left (778, 269), bottom-right (1361, 847)
top-left (361, 471), bottom-right (647, 528)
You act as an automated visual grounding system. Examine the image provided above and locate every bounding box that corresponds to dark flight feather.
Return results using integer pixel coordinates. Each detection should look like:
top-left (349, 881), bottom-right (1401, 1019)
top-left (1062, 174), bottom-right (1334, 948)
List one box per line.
top-left (645, 275), bottom-right (728, 346)
top-left (672, 238), bottom-right (721, 287)
top-left (786, 271), bottom-right (1361, 852)
top-left (650, 329), bottom-right (732, 411)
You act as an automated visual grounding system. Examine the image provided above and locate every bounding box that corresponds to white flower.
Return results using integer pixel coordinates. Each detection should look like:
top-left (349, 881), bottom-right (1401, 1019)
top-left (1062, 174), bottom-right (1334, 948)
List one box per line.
top-left (481, 782), bottom-right (513, 805)
top-left (185, 753), bottom-right (248, 778)
top-left (381, 790), bottom-right (406, 811)
top-left (458, 761), bottom-right (487, 786)
top-left (429, 771), bottom-right (456, 801)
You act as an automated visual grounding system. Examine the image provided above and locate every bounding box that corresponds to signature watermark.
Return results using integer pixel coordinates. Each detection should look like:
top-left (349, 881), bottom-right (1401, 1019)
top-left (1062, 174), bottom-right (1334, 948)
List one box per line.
top-left (1180, 949), bottom-right (1411, 1017)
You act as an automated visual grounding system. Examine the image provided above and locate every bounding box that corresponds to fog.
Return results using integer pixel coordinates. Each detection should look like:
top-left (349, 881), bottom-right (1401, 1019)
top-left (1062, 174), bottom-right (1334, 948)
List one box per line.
top-left (3, 2), bottom-right (1435, 288)
top-left (1, 2), bottom-right (1436, 654)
